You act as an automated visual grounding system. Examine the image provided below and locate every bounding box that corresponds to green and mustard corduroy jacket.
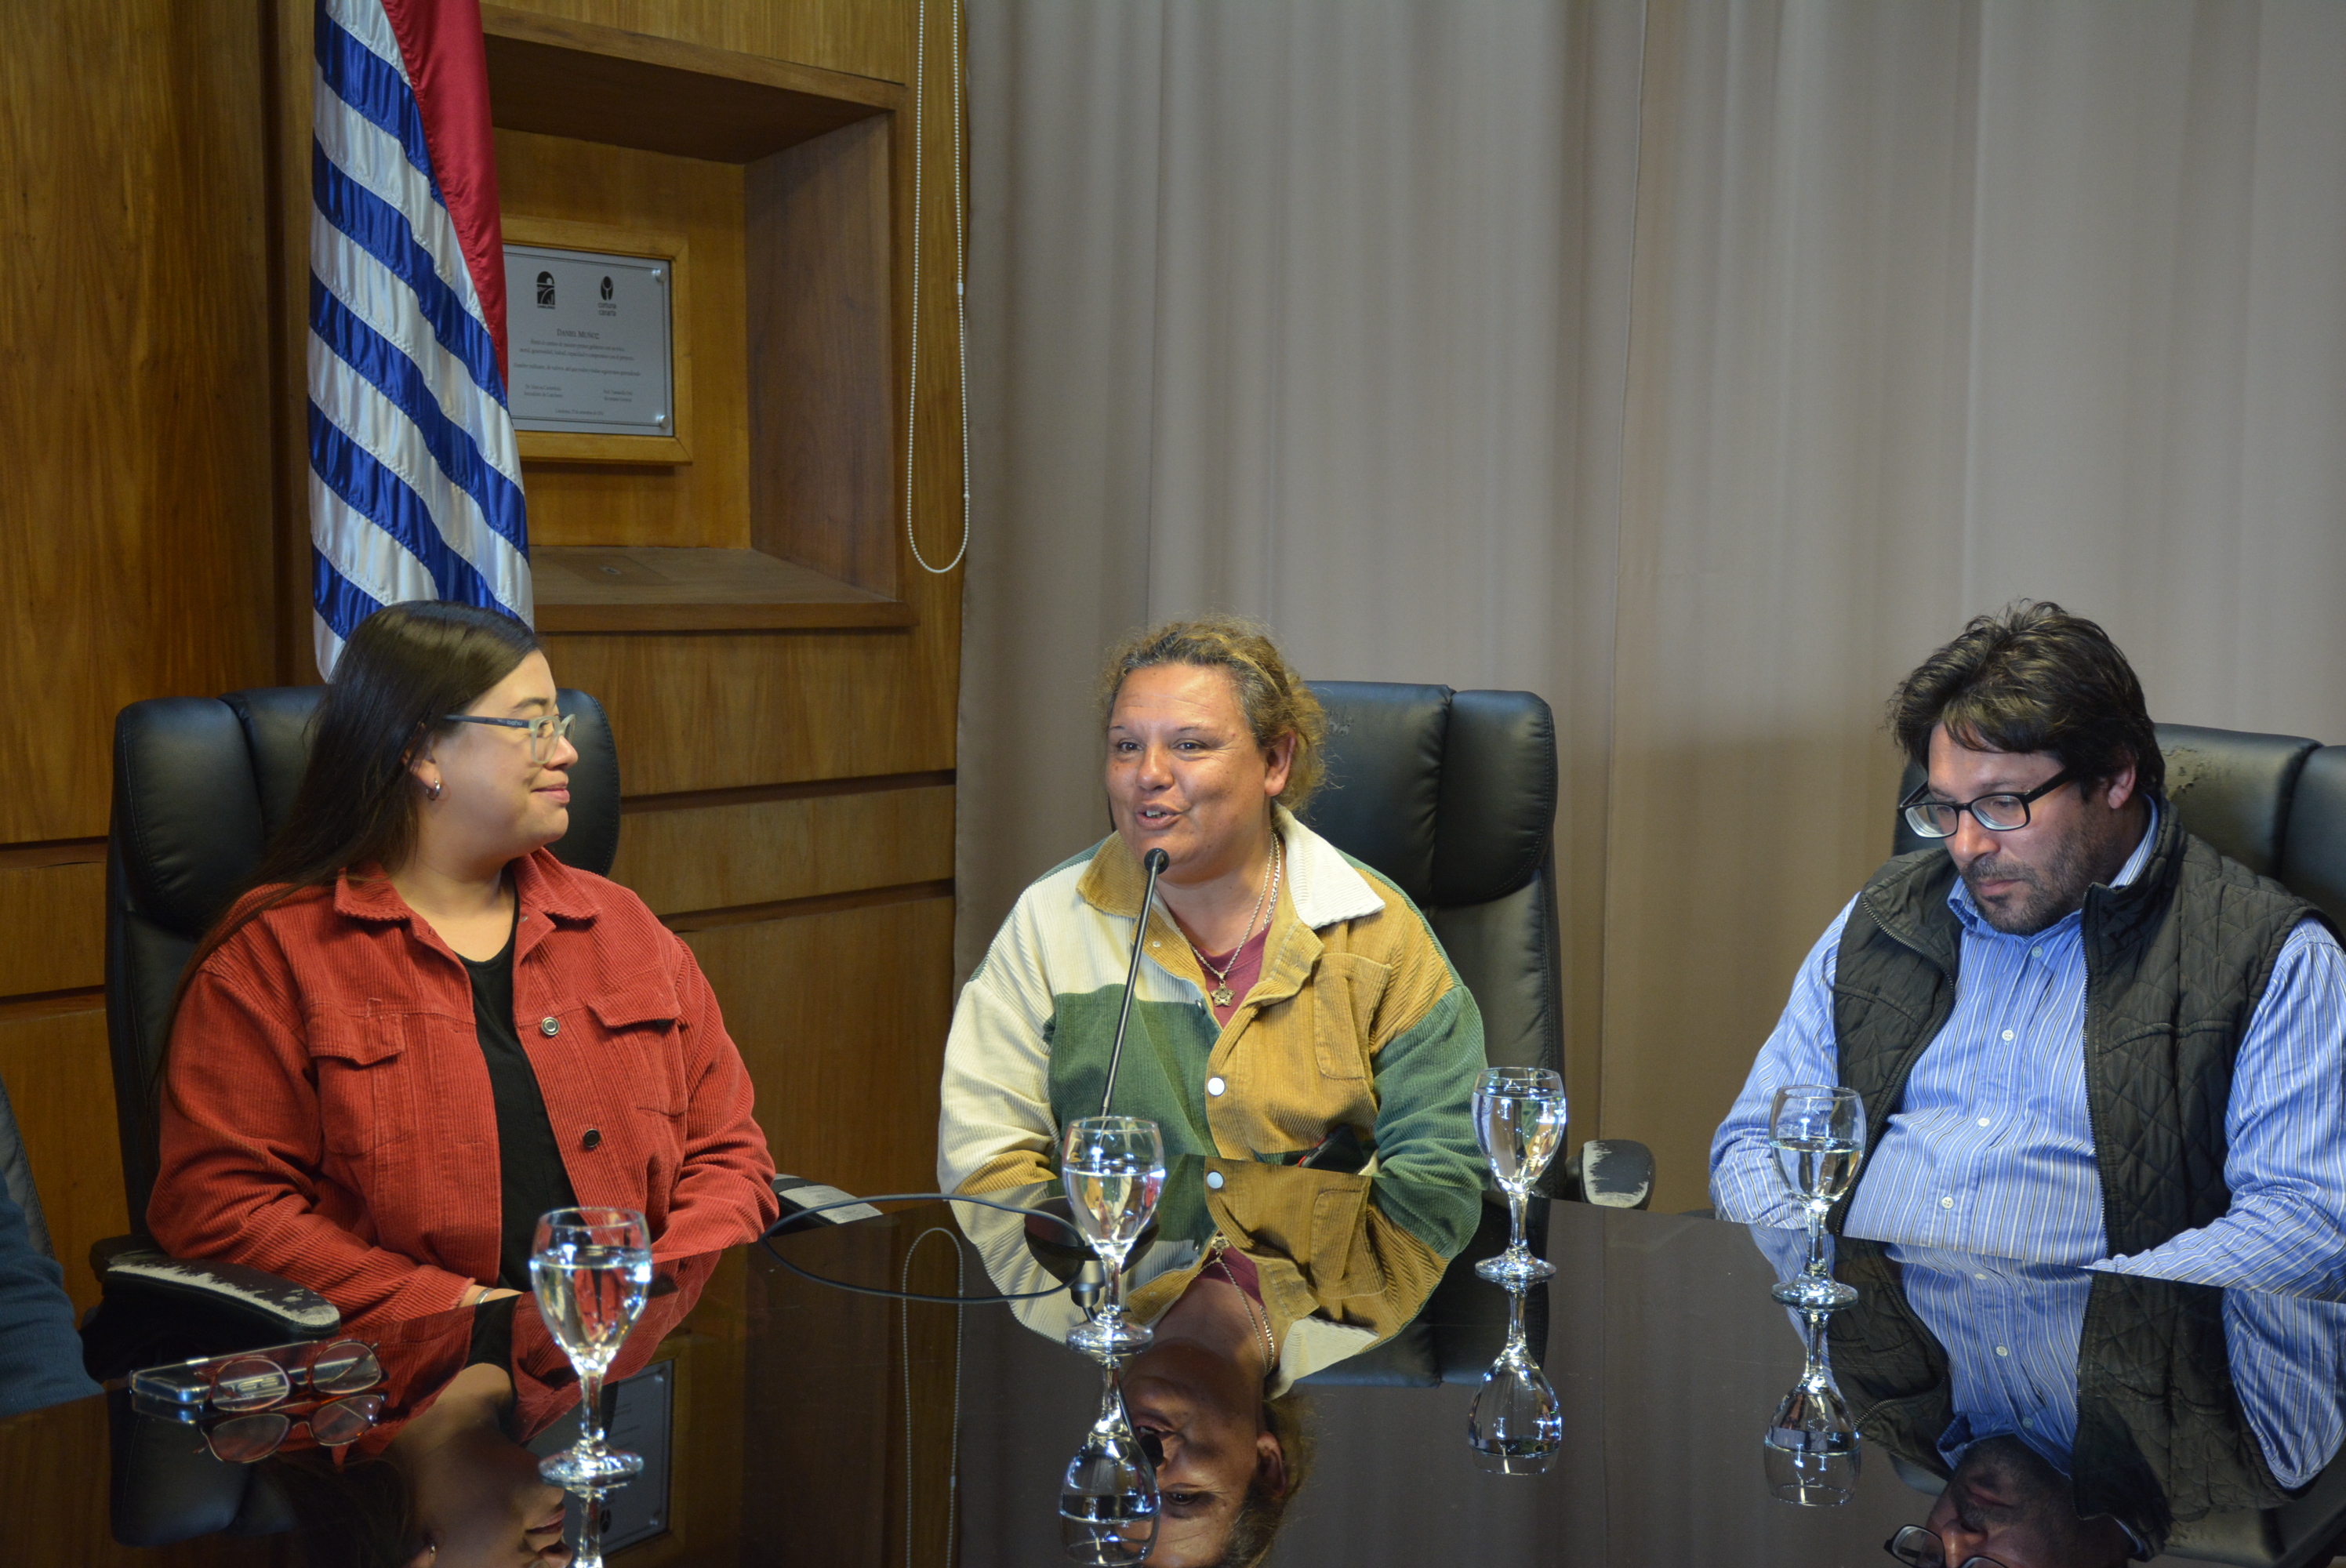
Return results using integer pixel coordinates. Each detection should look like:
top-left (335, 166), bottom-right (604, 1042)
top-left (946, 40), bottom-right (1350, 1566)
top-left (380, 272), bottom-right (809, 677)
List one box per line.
top-left (939, 808), bottom-right (1487, 1237)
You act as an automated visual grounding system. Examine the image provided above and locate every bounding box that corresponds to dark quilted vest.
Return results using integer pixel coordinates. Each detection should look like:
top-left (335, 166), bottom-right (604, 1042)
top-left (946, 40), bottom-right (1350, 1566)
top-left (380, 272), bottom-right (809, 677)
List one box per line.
top-left (1826, 805), bottom-right (2317, 1256)
top-left (1829, 1243), bottom-right (2293, 1555)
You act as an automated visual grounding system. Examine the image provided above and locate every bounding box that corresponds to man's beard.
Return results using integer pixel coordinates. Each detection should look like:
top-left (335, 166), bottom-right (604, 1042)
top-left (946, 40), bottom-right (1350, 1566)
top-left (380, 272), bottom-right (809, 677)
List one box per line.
top-left (1959, 811), bottom-right (2133, 936)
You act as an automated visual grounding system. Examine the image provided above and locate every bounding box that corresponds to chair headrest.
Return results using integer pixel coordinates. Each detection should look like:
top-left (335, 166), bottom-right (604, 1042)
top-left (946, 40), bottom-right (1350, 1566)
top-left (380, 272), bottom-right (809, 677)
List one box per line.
top-left (1302, 682), bottom-right (1556, 906)
top-left (2154, 723), bottom-right (2319, 878)
top-left (113, 687), bottom-right (622, 938)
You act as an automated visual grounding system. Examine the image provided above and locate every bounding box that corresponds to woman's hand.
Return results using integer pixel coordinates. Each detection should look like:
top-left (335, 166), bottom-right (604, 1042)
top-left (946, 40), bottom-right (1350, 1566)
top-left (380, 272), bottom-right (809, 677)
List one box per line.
top-left (463, 1284), bottom-right (524, 1308)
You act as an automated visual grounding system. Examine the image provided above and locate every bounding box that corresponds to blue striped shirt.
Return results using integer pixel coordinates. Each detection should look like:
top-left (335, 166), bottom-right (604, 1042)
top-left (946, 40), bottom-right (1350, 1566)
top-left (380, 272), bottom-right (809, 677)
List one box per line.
top-left (1711, 807), bottom-right (2346, 1294)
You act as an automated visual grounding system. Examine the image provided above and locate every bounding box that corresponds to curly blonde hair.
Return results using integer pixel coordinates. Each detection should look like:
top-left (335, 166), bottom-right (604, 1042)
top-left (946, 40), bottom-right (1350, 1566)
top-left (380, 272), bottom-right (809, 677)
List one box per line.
top-left (1098, 614), bottom-right (1328, 812)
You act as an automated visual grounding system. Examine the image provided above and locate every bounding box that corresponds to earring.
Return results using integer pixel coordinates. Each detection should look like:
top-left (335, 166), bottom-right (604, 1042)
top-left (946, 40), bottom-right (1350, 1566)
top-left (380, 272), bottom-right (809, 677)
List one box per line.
top-left (425, 778), bottom-right (444, 802)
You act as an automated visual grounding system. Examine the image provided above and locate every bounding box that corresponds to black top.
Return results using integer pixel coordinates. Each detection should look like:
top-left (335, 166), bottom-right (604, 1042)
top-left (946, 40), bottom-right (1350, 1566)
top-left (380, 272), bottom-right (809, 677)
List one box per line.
top-left (460, 902), bottom-right (578, 1291)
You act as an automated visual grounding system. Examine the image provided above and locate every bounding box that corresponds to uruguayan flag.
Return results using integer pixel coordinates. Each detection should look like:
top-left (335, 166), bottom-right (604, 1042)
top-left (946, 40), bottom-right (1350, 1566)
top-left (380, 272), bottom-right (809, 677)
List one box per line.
top-left (307, 0), bottom-right (529, 674)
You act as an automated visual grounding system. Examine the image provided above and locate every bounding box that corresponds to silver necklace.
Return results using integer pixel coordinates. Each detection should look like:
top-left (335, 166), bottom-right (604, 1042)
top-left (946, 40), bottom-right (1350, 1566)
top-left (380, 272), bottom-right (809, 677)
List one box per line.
top-left (1189, 837), bottom-right (1282, 1008)
top-left (1209, 1236), bottom-right (1276, 1368)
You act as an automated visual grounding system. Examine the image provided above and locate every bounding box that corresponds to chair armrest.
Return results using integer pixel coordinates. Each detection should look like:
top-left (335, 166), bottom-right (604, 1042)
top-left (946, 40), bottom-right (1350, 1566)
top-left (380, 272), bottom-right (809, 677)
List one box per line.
top-left (93, 1239), bottom-right (340, 1336)
top-left (1563, 1140), bottom-right (1654, 1210)
top-left (82, 1236), bottom-right (338, 1380)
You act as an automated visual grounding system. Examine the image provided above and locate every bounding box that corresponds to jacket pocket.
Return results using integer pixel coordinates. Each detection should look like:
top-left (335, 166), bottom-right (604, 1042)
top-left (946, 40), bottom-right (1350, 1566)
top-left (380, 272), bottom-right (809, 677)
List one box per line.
top-left (585, 986), bottom-right (687, 1116)
top-left (1309, 953), bottom-right (1389, 1082)
top-left (309, 1015), bottom-right (417, 1156)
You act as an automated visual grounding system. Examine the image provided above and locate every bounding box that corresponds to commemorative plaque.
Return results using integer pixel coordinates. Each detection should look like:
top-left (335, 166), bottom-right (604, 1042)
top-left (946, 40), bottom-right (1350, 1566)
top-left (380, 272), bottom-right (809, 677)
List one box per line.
top-left (502, 244), bottom-right (674, 437)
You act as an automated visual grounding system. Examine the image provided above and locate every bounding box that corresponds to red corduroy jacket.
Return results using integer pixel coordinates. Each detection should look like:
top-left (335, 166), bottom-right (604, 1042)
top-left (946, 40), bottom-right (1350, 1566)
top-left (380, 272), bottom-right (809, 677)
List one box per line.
top-left (149, 850), bottom-right (779, 1331)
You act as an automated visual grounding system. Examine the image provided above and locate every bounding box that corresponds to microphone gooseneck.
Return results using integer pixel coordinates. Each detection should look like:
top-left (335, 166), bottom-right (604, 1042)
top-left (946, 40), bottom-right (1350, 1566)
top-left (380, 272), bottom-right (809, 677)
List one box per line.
top-left (1099, 848), bottom-right (1170, 1116)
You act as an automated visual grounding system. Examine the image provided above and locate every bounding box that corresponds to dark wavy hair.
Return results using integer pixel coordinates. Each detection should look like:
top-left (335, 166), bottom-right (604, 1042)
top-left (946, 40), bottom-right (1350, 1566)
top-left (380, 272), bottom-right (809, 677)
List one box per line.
top-left (1887, 601), bottom-right (2163, 800)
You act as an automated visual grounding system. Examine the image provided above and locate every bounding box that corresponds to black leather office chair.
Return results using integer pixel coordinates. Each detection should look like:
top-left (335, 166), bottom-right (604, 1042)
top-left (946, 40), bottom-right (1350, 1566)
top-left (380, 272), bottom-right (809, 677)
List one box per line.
top-left (92, 684), bottom-right (622, 1545)
top-left (1293, 682), bottom-right (1635, 1385)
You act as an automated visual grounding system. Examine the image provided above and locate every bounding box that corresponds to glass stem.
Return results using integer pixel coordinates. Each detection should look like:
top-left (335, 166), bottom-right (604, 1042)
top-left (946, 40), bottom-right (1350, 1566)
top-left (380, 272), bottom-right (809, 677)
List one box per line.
top-left (1102, 1251), bottom-right (1128, 1323)
top-left (576, 1486), bottom-right (605, 1568)
top-left (1800, 1308), bottom-right (1834, 1388)
top-left (576, 1366), bottom-right (608, 1454)
top-left (1803, 1207), bottom-right (1832, 1283)
top-left (1502, 1283), bottom-right (1531, 1360)
top-left (1507, 1187), bottom-right (1531, 1258)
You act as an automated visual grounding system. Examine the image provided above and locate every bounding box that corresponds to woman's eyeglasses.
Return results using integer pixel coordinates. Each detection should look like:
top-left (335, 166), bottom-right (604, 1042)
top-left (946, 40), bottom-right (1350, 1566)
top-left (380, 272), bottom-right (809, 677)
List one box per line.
top-left (440, 710), bottom-right (576, 763)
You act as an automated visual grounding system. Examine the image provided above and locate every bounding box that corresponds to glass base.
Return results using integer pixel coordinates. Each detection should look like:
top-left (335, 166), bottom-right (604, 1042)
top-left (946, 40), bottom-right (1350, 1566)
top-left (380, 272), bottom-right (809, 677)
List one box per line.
top-left (1770, 1275), bottom-right (1858, 1308)
top-left (540, 1445), bottom-right (645, 1490)
top-left (1476, 1250), bottom-right (1555, 1286)
top-left (1469, 1439), bottom-right (1563, 1476)
top-left (1066, 1315), bottom-right (1153, 1358)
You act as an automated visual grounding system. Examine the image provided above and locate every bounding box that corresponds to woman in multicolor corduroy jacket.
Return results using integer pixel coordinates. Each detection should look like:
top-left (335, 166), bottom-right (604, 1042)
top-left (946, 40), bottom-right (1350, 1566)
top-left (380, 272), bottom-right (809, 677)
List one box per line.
top-left (936, 615), bottom-right (1487, 1331)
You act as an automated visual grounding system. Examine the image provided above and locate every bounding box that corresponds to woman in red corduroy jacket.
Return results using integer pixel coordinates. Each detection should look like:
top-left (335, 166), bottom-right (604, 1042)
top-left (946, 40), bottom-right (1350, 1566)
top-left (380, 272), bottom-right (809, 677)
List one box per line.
top-left (149, 602), bottom-right (778, 1332)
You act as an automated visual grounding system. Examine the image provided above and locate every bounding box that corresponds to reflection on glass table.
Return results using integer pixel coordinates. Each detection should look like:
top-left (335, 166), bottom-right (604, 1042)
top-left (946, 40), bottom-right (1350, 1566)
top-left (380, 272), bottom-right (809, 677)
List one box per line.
top-left (105, 1248), bottom-right (716, 1563)
top-left (1761, 1303), bottom-right (1860, 1507)
top-left (1798, 1234), bottom-right (2346, 1565)
top-left (1466, 1279), bottom-right (1562, 1475)
top-left (1060, 1356), bottom-right (1160, 1565)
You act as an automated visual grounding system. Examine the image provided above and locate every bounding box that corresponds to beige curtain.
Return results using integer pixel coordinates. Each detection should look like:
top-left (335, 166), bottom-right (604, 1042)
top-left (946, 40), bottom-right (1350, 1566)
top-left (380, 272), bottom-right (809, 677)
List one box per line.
top-left (960, 0), bottom-right (2346, 1210)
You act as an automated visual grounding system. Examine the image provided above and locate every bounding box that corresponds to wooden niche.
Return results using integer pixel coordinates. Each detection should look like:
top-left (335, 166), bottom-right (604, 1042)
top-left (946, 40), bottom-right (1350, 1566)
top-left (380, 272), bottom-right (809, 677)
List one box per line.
top-left (482, 9), bottom-right (912, 633)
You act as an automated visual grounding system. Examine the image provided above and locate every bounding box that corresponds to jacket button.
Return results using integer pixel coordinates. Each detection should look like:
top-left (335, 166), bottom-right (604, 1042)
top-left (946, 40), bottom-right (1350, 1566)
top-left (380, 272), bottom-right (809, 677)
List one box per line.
top-left (1205, 1076), bottom-right (1226, 1097)
top-left (539, 1017), bottom-right (560, 1036)
top-left (1206, 1171), bottom-right (1225, 1190)
top-left (583, 1127), bottom-right (602, 1151)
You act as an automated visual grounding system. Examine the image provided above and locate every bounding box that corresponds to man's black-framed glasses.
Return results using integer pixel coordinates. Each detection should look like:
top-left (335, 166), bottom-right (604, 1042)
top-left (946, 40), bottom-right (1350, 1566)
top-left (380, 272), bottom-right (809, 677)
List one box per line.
top-left (1899, 768), bottom-right (2076, 840)
top-left (1886, 1524), bottom-right (2012, 1568)
top-left (441, 711), bottom-right (575, 763)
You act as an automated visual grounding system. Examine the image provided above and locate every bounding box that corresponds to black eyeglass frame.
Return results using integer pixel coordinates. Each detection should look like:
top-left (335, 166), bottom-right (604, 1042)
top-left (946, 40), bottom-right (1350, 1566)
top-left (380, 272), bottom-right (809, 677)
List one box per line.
top-left (1885, 1523), bottom-right (2013, 1568)
top-left (1898, 767), bottom-right (2078, 839)
top-left (438, 711), bottom-right (576, 763)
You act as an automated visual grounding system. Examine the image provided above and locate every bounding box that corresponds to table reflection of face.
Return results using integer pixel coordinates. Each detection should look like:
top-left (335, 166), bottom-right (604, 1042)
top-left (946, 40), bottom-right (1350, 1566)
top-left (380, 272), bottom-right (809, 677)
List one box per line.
top-left (1918, 1435), bottom-right (2129, 1568)
top-left (1121, 1338), bottom-right (1285, 1568)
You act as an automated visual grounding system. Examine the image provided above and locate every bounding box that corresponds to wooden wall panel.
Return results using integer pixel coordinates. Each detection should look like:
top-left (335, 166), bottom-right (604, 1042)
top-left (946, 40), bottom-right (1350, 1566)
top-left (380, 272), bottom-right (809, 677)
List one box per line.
top-left (486, 0), bottom-right (912, 85)
top-left (749, 114), bottom-right (899, 593)
top-left (0, 0), bottom-right (278, 844)
top-left (0, 858), bottom-right (107, 998)
top-left (498, 129), bottom-right (754, 550)
top-left (546, 624), bottom-right (958, 792)
top-left (613, 783), bottom-right (954, 914)
top-left (0, 1007), bottom-right (125, 1318)
top-left (685, 898), bottom-right (954, 1199)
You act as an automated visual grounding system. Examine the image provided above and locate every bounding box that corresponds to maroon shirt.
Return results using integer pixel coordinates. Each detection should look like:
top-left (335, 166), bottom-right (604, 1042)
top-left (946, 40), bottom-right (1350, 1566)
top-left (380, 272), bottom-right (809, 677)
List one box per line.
top-left (1194, 925), bottom-right (1270, 1031)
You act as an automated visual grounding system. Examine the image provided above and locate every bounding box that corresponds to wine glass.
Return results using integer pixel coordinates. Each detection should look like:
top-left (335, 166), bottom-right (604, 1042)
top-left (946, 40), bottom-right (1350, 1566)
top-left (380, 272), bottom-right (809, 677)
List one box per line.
top-left (531, 1207), bottom-right (653, 1498)
top-left (1763, 1305), bottom-right (1861, 1504)
top-left (1059, 1359), bottom-right (1159, 1564)
top-left (1466, 1281), bottom-right (1562, 1475)
top-left (1060, 1117), bottom-right (1168, 1359)
top-left (1767, 1084), bottom-right (1865, 1308)
top-left (1473, 1067), bottom-right (1567, 1285)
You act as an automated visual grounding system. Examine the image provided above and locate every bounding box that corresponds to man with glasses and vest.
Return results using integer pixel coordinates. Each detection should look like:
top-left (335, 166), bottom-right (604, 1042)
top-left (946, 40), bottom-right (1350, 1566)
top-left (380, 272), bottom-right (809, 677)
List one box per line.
top-left (1711, 601), bottom-right (2346, 1295)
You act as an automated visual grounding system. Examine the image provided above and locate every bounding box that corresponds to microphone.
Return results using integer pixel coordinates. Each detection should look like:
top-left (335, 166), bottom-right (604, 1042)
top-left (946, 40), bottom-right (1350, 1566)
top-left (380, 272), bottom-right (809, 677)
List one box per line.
top-left (1100, 848), bottom-right (1170, 1115)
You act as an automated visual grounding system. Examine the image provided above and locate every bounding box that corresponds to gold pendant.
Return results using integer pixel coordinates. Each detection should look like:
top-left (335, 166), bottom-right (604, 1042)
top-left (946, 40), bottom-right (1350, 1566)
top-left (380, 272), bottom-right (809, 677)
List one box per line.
top-left (1211, 985), bottom-right (1234, 1007)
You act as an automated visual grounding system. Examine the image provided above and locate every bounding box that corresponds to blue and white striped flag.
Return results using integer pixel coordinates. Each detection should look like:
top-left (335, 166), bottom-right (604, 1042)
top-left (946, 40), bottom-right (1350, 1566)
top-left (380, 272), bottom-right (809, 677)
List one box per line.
top-left (307, 0), bottom-right (530, 674)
